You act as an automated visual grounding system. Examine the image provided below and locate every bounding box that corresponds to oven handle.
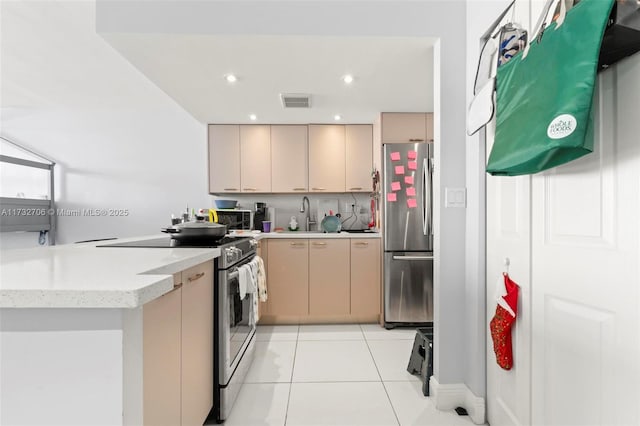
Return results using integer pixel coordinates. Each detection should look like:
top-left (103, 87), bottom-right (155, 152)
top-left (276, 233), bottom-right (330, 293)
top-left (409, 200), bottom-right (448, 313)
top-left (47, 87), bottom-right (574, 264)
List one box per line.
top-left (226, 254), bottom-right (256, 278)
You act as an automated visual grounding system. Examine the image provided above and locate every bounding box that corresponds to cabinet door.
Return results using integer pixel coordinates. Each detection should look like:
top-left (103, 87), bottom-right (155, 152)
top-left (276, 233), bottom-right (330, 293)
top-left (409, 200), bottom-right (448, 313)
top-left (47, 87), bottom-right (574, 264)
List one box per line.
top-left (181, 261), bottom-right (214, 426)
top-left (350, 239), bottom-right (381, 317)
top-left (267, 239), bottom-right (309, 316)
top-left (309, 125), bottom-right (346, 192)
top-left (271, 125), bottom-right (308, 193)
top-left (425, 112), bottom-right (434, 143)
top-left (345, 125), bottom-right (373, 192)
top-left (381, 113), bottom-right (427, 143)
top-left (309, 239), bottom-right (350, 315)
top-left (143, 287), bottom-right (182, 426)
top-left (209, 125), bottom-right (241, 193)
top-left (240, 125), bottom-right (271, 193)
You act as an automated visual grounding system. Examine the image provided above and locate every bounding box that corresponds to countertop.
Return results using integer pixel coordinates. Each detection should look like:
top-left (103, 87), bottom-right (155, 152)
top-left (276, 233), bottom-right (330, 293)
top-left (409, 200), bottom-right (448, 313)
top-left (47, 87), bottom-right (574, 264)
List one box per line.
top-left (0, 235), bottom-right (220, 309)
top-left (233, 230), bottom-right (382, 240)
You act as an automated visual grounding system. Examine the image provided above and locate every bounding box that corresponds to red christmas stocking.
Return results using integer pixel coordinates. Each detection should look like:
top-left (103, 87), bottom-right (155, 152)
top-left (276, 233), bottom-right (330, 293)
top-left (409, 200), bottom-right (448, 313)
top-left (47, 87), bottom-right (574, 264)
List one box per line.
top-left (489, 273), bottom-right (519, 370)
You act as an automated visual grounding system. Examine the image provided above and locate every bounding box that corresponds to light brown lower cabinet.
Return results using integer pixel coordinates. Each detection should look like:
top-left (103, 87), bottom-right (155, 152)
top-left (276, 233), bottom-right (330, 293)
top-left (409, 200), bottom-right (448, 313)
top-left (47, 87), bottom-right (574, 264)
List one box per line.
top-left (350, 239), bottom-right (381, 317)
top-left (309, 239), bottom-right (350, 315)
top-left (261, 238), bottom-right (381, 322)
top-left (181, 262), bottom-right (214, 426)
top-left (142, 260), bottom-right (214, 426)
top-left (143, 285), bottom-right (182, 426)
top-left (267, 239), bottom-right (309, 316)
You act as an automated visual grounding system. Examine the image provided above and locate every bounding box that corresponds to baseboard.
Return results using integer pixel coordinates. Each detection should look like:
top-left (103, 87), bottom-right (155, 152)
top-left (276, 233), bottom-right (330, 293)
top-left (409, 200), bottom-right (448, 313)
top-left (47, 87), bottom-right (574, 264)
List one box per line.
top-left (429, 377), bottom-right (486, 425)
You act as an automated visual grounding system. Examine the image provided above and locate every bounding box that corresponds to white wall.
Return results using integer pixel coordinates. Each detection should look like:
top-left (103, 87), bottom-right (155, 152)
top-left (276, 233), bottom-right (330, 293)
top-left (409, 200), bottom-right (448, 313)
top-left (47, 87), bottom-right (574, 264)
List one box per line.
top-left (0, 1), bottom-right (209, 246)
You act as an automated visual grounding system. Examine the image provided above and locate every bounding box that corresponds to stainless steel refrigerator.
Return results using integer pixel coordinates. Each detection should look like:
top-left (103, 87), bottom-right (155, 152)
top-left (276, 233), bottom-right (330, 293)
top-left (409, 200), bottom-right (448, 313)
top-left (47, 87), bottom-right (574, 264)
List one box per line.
top-left (382, 142), bottom-right (434, 328)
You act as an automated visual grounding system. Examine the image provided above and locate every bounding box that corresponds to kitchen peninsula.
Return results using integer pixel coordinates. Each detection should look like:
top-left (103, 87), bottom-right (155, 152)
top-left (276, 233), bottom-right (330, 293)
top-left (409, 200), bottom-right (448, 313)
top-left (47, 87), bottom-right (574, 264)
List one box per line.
top-left (0, 236), bottom-right (220, 426)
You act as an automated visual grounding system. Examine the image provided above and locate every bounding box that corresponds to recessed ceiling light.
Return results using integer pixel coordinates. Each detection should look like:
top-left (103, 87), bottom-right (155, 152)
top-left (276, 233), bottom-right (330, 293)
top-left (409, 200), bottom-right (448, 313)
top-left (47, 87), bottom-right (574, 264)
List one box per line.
top-left (225, 74), bottom-right (237, 83)
top-left (342, 74), bottom-right (354, 84)
top-left (334, 114), bottom-right (342, 121)
top-left (249, 114), bottom-right (257, 121)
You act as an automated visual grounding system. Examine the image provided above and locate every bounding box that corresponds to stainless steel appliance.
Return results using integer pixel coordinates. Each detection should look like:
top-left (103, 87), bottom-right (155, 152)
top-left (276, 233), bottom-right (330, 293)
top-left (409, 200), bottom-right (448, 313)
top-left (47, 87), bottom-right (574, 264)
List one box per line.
top-left (214, 209), bottom-right (252, 230)
top-left (382, 142), bottom-right (434, 328)
top-left (97, 235), bottom-right (258, 422)
top-left (253, 202), bottom-right (266, 231)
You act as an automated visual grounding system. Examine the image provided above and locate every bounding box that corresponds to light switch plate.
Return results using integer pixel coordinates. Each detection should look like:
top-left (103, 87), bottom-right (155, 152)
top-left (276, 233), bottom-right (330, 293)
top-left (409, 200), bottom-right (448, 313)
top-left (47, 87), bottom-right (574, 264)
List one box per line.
top-left (445, 187), bottom-right (466, 208)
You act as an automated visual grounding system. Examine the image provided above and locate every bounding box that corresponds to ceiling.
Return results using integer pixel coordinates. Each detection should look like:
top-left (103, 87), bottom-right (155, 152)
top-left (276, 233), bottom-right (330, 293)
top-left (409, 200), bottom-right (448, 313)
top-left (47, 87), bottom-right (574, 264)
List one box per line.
top-left (102, 34), bottom-right (435, 125)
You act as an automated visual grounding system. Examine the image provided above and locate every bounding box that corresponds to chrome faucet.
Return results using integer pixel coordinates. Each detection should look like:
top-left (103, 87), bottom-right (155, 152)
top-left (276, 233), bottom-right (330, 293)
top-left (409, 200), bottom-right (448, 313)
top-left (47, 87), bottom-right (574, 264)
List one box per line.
top-left (300, 196), bottom-right (316, 231)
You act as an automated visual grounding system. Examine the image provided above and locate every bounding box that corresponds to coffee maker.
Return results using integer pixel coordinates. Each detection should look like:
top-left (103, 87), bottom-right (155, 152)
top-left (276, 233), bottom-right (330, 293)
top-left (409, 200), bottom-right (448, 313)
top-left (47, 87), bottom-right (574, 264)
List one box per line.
top-left (253, 202), bottom-right (266, 230)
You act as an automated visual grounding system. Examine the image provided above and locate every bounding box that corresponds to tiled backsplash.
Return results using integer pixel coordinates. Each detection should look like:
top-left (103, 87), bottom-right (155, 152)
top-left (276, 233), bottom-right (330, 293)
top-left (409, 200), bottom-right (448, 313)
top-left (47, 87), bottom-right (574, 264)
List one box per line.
top-left (210, 193), bottom-right (372, 231)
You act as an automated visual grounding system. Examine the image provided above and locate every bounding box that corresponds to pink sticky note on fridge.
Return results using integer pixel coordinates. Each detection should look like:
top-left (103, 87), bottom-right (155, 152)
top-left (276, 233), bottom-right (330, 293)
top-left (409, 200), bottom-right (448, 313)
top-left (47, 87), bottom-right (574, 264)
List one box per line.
top-left (390, 152), bottom-right (401, 161)
top-left (408, 161), bottom-right (417, 170)
top-left (390, 181), bottom-right (401, 191)
top-left (408, 150), bottom-right (417, 160)
top-left (387, 193), bottom-right (397, 202)
top-left (395, 165), bottom-right (405, 175)
top-left (404, 176), bottom-right (414, 185)
top-left (406, 187), bottom-right (416, 197)
top-left (407, 198), bottom-right (418, 208)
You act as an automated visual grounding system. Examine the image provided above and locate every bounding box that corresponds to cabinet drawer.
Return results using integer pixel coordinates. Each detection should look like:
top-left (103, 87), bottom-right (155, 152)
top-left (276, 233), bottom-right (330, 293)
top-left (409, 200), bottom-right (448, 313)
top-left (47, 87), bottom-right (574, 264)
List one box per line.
top-left (182, 261), bottom-right (213, 287)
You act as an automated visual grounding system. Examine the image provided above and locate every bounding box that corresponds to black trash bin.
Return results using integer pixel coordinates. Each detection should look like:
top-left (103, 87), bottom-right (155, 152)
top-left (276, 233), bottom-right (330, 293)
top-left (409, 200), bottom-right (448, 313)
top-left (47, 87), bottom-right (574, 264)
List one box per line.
top-left (406, 326), bottom-right (434, 396)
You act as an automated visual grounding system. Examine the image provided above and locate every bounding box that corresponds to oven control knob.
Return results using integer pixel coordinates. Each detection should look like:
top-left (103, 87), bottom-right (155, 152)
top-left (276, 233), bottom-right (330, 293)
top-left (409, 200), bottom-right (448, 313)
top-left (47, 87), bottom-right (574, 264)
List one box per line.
top-left (249, 239), bottom-right (258, 249)
top-left (225, 247), bottom-right (235, 262)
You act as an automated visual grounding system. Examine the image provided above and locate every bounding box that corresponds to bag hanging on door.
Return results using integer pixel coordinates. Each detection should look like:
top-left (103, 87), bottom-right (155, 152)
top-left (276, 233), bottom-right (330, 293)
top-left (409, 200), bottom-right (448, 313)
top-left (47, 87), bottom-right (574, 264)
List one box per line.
top-left (486, 0), bottom-right (615, 176)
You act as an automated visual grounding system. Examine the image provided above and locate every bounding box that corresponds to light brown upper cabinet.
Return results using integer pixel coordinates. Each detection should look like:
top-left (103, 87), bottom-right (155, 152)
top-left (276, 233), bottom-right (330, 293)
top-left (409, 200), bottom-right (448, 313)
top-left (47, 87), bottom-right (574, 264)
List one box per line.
top-left (208, 125), bottom-right (240, 193)
top-left (345, 125), bottom-right (373, 192)
top-left (240, 125), bottom-right (271, 193)
top-left (309, 239), bottom-right (350, 316)
top-left (425, 113), bottom-right (434, 143)
top-left (271, 125), bottom-right (308, 193)
top-left (308, 125), bottom-right (346, 192)
top-left (381, 113), bottom-right (434, 143)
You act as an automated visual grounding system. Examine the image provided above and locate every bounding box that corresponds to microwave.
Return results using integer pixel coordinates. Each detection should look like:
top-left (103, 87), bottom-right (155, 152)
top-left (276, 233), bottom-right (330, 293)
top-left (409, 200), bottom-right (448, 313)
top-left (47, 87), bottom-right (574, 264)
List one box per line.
top-left (214, 209), bottom-right (252, 230)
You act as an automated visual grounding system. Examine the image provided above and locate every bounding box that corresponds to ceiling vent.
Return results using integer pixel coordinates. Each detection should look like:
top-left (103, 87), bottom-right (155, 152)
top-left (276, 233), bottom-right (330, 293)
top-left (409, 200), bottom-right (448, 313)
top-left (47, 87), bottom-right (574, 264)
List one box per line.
top-left (280, 93), bottom-right (311, 108)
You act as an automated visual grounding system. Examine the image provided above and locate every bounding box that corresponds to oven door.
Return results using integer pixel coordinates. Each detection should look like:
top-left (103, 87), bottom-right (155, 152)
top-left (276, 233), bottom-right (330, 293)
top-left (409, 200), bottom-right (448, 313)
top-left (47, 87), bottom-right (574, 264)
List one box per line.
top-left (218, 256), bottom-right (256, 385)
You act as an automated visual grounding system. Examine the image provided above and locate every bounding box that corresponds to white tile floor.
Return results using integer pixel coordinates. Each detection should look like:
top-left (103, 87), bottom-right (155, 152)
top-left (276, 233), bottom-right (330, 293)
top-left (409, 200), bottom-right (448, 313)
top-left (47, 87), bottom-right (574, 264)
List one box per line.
top-left (225, 324), bottom-right (477, 426)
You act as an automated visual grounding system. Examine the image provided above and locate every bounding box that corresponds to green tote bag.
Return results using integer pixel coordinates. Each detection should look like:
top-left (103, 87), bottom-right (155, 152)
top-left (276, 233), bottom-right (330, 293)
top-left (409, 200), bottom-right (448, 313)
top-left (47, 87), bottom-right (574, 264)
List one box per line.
top-left (486, 0), bottom-right (614, 176)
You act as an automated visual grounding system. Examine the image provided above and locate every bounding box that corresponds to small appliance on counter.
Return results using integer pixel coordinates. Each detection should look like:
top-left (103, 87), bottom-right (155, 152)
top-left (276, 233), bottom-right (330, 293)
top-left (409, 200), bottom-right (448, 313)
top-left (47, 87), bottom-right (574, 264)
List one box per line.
top-left (213, 209), bottom-right (252, 230)
top-left (253, 202), bottom-right (266, 230)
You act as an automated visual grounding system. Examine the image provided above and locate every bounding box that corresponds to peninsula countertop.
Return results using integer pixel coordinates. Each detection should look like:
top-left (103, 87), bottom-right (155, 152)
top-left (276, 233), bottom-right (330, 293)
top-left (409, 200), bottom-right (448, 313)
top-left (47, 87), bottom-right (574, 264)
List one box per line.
top-left (0, 235), bottom-right (220, 308)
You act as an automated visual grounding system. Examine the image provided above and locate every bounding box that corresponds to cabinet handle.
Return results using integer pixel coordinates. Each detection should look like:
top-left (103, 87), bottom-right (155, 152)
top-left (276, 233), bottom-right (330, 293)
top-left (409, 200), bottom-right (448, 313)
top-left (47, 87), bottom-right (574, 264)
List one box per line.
top-left (290, 242), bottom-right (306, 247)
top-left (243, 188), bottom-right (257, 191)
top-left (354, 242), bottom-right (369, 246)
top-left (223, 188), bottom-right (238, 191)
top-left (312, 242), bottom-right (327, 246)
top-left (293, 188), bottom-right (306, 191)
top-left (348, 187), bottom-right (363, 191)
top-left (169, 283), bottom-right (183, 291)
top-left (409, 138), bottom-right (425, 142)
top-left (187, 272), bottom-right (205, 282)
top-left (311, 187), bottom-right (326, 191)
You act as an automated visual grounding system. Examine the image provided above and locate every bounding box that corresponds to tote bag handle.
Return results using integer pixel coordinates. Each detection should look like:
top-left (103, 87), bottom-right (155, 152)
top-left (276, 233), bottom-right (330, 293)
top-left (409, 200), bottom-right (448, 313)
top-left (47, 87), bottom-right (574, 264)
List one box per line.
top-left (523, 0), bottom-right (567, 58)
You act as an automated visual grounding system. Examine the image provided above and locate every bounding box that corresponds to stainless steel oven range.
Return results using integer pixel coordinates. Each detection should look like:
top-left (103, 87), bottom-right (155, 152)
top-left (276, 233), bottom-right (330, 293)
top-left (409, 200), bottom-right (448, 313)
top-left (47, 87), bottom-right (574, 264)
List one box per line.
top-left (97, 235), bottom-right (258, 423)
top-left (213, 236), bottom-right (257, 422)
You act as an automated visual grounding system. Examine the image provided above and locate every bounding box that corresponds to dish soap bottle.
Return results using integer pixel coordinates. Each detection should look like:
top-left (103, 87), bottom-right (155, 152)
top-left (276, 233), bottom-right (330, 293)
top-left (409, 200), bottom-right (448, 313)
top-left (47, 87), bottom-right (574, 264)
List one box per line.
top-left (289, 216), bottom-right (298, 231)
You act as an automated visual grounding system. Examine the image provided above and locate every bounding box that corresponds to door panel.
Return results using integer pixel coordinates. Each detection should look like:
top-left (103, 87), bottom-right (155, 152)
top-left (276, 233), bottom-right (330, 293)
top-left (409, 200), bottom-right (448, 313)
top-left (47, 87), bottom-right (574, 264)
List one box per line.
top-left (384, 252), bottom-right (433, 323)
top-left (531, 58), bottom-right (640, 426)
top-left (309, 239), bottom-right (350, 315)
top-left (383, 143), bottom-right (431, 252)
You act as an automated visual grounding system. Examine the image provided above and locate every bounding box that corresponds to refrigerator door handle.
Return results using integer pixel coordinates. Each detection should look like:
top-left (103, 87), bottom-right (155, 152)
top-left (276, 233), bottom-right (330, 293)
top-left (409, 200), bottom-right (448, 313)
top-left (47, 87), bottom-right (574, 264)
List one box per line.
top-left (426, 157), bottom-right (433, 237)
top-left (392, 255), bottom-right (434, 260)
top-left (422, 158), bottom-right (428, 236)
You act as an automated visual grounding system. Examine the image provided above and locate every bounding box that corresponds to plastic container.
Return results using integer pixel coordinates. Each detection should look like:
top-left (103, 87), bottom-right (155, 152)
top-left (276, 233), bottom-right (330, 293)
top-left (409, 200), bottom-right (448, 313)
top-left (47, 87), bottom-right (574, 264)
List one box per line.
top-left (262, 221), bottom-right (272, 232)
top-left (215, 199), bottom-right (238, 209)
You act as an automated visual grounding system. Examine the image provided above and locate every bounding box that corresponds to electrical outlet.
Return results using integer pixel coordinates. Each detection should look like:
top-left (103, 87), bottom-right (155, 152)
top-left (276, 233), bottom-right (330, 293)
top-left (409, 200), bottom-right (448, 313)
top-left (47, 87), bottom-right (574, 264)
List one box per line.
top-left (344, 202), bottom-right (351, 212)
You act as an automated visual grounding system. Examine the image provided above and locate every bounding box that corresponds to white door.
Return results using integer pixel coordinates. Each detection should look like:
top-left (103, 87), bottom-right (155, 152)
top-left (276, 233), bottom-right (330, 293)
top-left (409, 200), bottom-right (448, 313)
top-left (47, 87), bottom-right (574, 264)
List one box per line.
top-left (530, 55), bottom-right (640, 426)
top-left (486, 120), bottom-right (533, 426)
